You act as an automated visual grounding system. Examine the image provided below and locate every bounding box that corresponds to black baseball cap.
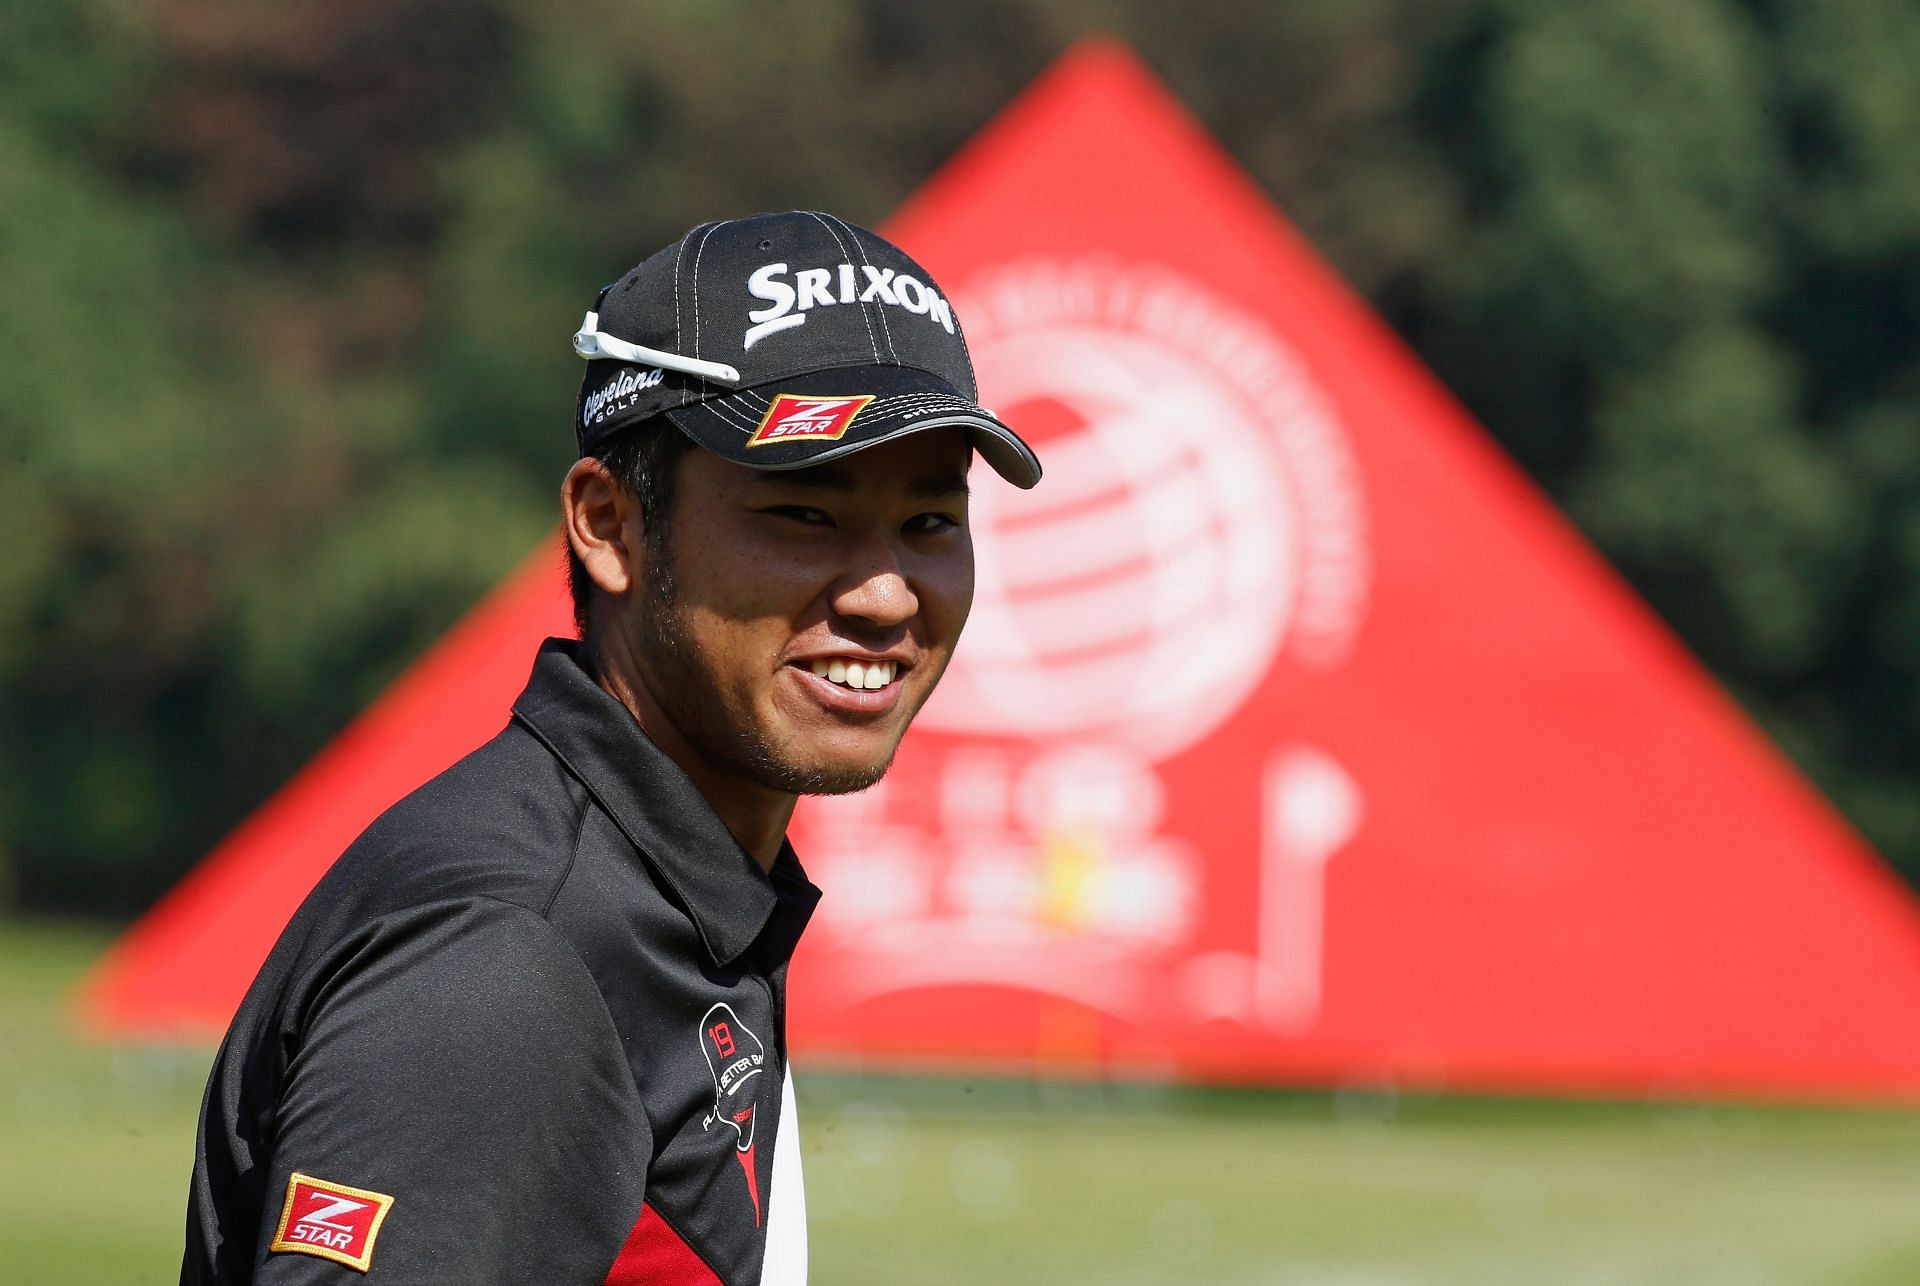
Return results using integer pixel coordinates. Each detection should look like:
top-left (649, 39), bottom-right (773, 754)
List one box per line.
top-left (572, 211), bottom-right (1041, 489)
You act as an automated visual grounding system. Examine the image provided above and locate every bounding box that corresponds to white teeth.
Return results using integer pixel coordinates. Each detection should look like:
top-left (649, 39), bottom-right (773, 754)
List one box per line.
top-left (807, 658), bottom-right (897, 689)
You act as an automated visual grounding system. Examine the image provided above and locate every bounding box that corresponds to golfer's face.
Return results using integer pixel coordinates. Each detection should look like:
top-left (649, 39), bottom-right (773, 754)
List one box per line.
top-left (652, 429), bottom-right (975, 793)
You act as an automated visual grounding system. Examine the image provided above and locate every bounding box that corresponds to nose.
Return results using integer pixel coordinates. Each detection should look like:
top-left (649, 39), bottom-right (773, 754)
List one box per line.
top-left (830, 540), bottom-right (919, 629)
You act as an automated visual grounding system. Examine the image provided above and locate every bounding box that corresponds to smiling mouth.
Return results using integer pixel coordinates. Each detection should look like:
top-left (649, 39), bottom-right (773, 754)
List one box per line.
top-left (805, 658), bottom-right (899, 691)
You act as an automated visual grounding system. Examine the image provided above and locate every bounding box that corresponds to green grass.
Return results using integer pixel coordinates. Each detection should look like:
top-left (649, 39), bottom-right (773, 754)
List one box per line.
top-left (4, 917), bottom-right (1919, 1284)
top-left (0, 921), bottom-right (208, 1285)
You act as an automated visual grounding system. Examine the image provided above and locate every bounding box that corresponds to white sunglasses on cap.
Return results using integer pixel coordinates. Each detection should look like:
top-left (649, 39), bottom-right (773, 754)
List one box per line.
top-left (571, 311), bottom-right (743, 386)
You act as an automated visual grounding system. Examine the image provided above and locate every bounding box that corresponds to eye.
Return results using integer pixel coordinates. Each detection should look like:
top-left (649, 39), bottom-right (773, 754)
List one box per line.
top-left (904, 512), bottom-right (961, 534)
top-left (759, 504), bottom-right (833, 527)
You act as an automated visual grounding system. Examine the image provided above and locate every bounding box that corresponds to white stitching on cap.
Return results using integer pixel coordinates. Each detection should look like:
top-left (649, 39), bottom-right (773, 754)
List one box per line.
top-left (861, 395), bottom-right (985, 423)
top-left (829, 213), bottom-right (900, 362)
top-left (802, 211), bottom-right (884, 365)
top-left (680, 220), bottom-right (730, 408)
top-left (695, 395), bottom-right (754, 430)
top-left (872, 402), bottom-right (958, 416)
top-left (741, 389), bottom-right (973, 415)
top-left (671, 226), bottom-right (697, 407)
top-left (954, 315), bottom-right (978, 393)
top-left (671, 227), bottom-right (696, 354)
top-left (710, 399), bottom-right (766, 434)
top-left (873, 394), bottom-right (975, 412)
top-left (728, 401), bottom-right (767, 431)
top-left (689, 219), bottom-right (727, 363)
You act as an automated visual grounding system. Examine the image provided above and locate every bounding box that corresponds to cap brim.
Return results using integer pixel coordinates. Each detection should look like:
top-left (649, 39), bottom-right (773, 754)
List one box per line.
top-left (663, 365), bottom-right (1041, 489)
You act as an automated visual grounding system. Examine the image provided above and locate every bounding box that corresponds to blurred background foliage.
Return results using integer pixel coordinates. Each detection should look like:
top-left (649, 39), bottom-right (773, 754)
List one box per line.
top-left (3, 0), bottom-right (1918, 915)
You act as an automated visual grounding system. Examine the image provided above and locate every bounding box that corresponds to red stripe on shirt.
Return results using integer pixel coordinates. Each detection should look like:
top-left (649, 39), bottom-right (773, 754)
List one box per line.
top-left (604, 1203), bottom-right (723, 1285)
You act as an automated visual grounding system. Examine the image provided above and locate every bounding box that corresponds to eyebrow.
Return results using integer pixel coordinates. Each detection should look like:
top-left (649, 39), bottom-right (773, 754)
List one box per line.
top-left (751, 462), bottom-right (971, 500)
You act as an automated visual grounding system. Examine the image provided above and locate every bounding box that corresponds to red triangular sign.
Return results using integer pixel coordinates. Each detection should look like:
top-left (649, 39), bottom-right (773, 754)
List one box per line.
top-left (83, 42), bottom-right (1920, 1100)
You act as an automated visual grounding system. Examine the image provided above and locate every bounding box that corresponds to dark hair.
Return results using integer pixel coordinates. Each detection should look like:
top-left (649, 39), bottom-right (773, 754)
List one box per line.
top-left (566, 420), bottom-right (694, 635)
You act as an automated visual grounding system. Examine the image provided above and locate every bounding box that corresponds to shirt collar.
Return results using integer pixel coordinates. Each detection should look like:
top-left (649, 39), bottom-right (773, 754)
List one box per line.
top-left (510, 638), bottom-right (820, 970)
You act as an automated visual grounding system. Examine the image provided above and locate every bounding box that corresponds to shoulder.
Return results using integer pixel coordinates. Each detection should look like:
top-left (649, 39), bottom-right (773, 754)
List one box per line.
top-left (316, 717), bottom-right (594, 923)
top-left (297, 894), bottom-right (623, 1057)
top-left (243, 718), bottom-right (603, 1026)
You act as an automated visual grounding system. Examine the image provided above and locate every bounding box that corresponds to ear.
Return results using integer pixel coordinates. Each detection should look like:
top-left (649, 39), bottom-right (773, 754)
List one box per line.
top-left (562, 457), bottom-right (641, 598)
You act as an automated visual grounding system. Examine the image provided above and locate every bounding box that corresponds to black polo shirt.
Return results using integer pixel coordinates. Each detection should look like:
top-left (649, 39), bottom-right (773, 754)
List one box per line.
top-left (183, 639), bottom-right (821, 1284)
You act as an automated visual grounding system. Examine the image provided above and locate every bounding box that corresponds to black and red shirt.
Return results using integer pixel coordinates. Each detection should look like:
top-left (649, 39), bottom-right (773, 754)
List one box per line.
top-left (183, 639), bottom-right (820, 1284)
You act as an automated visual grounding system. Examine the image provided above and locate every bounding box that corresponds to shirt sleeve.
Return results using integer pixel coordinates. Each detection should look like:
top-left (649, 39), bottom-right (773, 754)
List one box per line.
top-left (250, 896), bottom-right (651, 1284)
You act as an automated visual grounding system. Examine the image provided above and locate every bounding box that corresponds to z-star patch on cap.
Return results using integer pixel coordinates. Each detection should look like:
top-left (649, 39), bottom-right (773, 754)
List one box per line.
top-left (570, 210), bottom-right (1041, 489)
top-left (746, 393), bottom-right (876, 448)
top-left (269, 1172), bottom-right (396, 1273)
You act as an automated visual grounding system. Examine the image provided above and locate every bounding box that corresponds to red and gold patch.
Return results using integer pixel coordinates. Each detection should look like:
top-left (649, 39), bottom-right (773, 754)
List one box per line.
top-left (269, 1172), bottom-right (396, 1273)
top-left (745, 393), bottom-right (876, 447)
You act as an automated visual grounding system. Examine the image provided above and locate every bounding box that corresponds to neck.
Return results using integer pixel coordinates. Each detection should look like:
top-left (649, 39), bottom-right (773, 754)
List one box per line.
top-left (586, 634), bottom-right (795, 872)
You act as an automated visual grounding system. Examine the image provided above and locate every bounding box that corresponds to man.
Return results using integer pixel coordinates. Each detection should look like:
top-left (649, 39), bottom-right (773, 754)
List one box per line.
top-left (182, 210), bottom-right (1041, 1284)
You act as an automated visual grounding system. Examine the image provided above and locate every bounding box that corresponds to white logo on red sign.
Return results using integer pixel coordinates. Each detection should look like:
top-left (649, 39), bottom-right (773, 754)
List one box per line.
top-left (930, 260), bottom-right (1370, 753)
top-left (796, 261), bottom-right (1372, 1035)
top-left (270, 1172), bottom-right (395, 1272)
top-left (747, 393), bottom-right (877, 448)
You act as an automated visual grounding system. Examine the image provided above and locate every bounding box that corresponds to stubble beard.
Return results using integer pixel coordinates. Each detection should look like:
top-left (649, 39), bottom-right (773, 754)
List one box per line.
top-left (635, 539), bottom-right (902, 797)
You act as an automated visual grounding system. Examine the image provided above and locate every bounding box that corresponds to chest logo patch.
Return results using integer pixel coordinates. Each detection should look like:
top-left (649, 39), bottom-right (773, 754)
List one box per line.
top-left (269, 1172), bottom-right (395, 1272)
top-left (699, 1002), bottom-right (768, 1226)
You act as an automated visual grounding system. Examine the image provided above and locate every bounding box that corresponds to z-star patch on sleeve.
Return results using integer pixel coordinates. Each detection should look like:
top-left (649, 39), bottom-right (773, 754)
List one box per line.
top-left (268, 1174), bottom-right (394, 1272)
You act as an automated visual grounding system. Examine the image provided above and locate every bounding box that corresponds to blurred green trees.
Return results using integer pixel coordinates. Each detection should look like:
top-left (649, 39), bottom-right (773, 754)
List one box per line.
top-left (2, 0), bottom-right (1916, 913)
